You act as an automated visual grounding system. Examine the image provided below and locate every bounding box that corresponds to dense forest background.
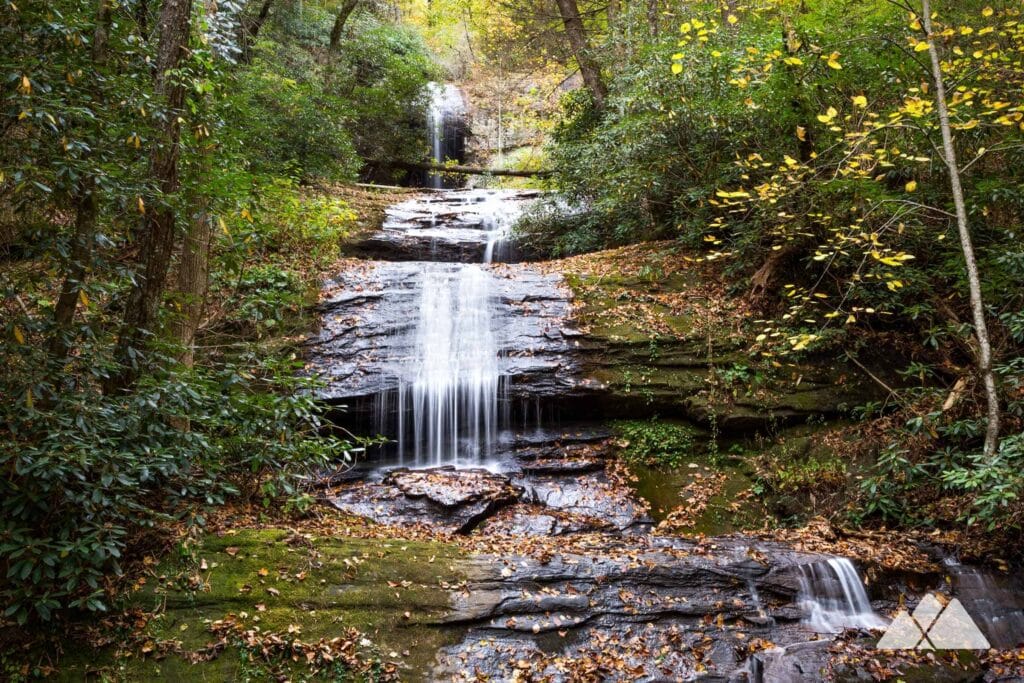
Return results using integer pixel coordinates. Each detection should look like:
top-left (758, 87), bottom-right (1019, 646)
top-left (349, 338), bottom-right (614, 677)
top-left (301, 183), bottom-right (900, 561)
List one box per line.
top-left (1, 0), bottom-right (1022, 647)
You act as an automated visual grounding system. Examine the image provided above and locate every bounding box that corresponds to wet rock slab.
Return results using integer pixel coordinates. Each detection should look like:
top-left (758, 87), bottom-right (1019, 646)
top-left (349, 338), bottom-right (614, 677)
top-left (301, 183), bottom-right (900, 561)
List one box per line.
top-left (434, 536), bottom-right (856, 681)
top-left (329, 467), bottom-right (521, 534)
top-left (305, 261), bottom-right (586, 407)
top-left (328, 464), bottom-right (650, 538)
top-left (349, 189), bottom-right (541, 262)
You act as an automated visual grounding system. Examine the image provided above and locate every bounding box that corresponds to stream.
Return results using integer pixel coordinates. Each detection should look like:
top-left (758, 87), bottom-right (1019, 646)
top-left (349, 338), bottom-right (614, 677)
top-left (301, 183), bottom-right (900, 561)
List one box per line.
top-left (300, 87), bottom-right (1024, 681)
top-left (306, 189), bottom-right (935, 681)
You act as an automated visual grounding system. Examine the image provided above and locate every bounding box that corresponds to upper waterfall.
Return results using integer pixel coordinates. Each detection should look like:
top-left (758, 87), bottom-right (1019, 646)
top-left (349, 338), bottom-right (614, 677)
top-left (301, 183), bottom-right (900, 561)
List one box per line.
top-left (426, 82), bottom-right (467, 189)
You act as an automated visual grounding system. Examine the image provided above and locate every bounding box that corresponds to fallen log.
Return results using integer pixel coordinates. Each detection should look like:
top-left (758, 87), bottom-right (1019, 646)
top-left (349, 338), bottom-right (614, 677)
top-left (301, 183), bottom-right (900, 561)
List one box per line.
top-left (384, 160), bottom-right (552, 179)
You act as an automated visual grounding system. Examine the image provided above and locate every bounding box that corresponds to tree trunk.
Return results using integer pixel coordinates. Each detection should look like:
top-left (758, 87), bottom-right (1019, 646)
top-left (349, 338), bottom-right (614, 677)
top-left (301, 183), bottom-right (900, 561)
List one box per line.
top-left (171, 209), bottom-right (212, 370)
top-left (607, 0), bottom-right (619, 27)
top-left (782, 20), bottom-right (814, 163)
top-left (720, 0), bottom-right (738, 27)
top-left (553, 0), bottom-right (606, 109)
top-left (48, 188), bottom-right (97, 360)
top-left (240, 0), bottom-right (275, 63)
top-left (386, 159), bottom-right (551, 178)
top-left (647, 0), bottom-right (659, 37)
top-left (921, 0), bottom-right (1001, 458)
top-left (48, 0), bottom-right (112, 362)
top-left (329, 0), bottom-right (359, 50)
top-left (135, 0), bottom-right (151, 39)
top-left (110, 0), bottom-right (194, 391)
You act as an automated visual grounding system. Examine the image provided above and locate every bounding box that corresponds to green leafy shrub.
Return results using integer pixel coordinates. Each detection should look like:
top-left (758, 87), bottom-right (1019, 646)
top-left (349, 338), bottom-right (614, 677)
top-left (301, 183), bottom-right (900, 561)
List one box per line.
top-left (768, 456), bottom-right (847, 495)
top-left (613, 420), bottom-right (697, 469)
top-left (230, 264), bottom-right (305, 335)
top-left (0, 329), bottom-right (356, 625)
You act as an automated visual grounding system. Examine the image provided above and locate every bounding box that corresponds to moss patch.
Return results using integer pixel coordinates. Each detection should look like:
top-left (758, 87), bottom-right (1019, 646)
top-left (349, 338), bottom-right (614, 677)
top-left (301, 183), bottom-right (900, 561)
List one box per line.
top-left (50, 530), bottom-right (467, 682)
top-left (630, 456), bottom-right (766, 535)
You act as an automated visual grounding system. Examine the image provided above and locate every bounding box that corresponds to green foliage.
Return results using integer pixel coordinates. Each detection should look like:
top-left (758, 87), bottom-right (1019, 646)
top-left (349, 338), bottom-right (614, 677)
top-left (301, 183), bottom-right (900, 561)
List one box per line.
top-left (860, 423), bottom-right (1024, 533)
top-left (613, 419), bottom-right (697, 469)
top-left (768, 455), bottom-right (847, 495)
top-left (229, 264), bottom-right (305, 335)
top-left (0, 348), bottom-right (354, 625)
top-left (0, 0), bottom-right (421, 625)
top-left (233, 3), bottom-right (438, 182)
top-left (231, 46), bottom-right (361, 182)
top-left (530, 0), bottom-right (1024, 539)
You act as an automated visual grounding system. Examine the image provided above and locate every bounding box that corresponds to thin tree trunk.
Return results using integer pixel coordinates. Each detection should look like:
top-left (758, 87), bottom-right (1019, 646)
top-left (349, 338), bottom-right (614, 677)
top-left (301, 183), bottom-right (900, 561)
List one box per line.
top-left (48, 188), bottom-right (97, 360)
top-left (921, 0), bottom-right (1000, 458)
top-left (110, 0), bottom-right (194, 391)
top-left (171, 208), bottom-right (212, 370)
top-left (720, 0), bottom-right (738, 27)
top-left (48, 0), bottom-right (112, 361)
top-left (782, 20), bottom-right (814, 163)
top-left (553, 0), bottom-right (606, 109)
top-left (607, 0), bottom-right (619, 27)
top-left (135, 0), bottom-right (151, 39)
top-left (329, 0), bottom-right (359, 50)
top-left (239, 0), bottom-right (275, 63)
top-left (647, 0), bottom-right (659, 37)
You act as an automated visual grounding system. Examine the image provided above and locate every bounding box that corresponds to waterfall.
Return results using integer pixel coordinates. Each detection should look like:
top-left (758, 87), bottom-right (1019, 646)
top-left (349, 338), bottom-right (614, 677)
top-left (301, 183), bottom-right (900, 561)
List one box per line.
top-left (426, 83), bottom-right (467, 190)
top-left (797, 558), bottom-right (886, 633)
top-left (395, 264), bottom-right (501, 466)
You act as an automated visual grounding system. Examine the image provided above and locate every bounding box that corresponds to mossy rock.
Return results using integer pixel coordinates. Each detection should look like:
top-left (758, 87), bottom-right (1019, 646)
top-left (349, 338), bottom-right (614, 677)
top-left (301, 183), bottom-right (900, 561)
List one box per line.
top-left (50, 530), bottom-right (467, 682)
top-left (559, 248), bottom-right (886, 432)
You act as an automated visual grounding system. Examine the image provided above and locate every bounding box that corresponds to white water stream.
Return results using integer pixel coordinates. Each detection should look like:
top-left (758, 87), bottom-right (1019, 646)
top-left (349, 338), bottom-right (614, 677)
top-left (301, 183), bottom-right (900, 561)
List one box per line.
top-left (797, 558), bottom-right (886, 633)
top-left (426, 82), bottom-right (466, 189)
top-left (393, 264), bottom-right (502, 466)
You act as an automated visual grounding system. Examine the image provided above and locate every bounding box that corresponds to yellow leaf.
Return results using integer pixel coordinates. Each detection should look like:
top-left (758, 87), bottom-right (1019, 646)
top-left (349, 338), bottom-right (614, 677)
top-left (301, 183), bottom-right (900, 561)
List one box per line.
top-left (671, 62), bottom-right (683, 75)
top-left (982, 6), bottom-right (994, 17)
top-left (78, 289), bottom-right (89, 307)
top-left (219, 216), bottom-right (229, 235)
top-left (19, 75), bottom-right (31, 94)
top-left (26, 388), bottom-right (33, 410)
top-left (827, 59), bottom-right (842, 70)
top-left (914, 41), bottom-right (931, 52)
top-left (137, 196), bottom-right (146, 214)
top-left (905, 180), bottom-right (918, 192)
top-left (783, 57), bottom-right (803, 66)
top-left (241, 207), bottom-right (253, 222)
top-left (851, 95), bottom-right (868, 108)
top-left (796, 126), bottom-right (807, 141)
top-left (846, 314), bottom-right (857, 324)
top-left (727, 14), bottom-right (738, 25)
top-left (13, 326), bottom-right (25, 344)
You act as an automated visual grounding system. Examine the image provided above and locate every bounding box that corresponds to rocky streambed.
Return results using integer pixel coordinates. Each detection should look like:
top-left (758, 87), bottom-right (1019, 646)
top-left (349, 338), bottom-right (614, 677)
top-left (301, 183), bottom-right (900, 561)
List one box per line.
top-left (303, 189), bottom-right (1024, 681)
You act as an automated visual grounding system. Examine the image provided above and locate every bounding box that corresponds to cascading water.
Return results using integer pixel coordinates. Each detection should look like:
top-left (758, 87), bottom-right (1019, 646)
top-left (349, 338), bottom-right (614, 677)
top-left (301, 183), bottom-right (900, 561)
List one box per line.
top-left (360, 189), bottom-right (543, 468)
top-left (797, 558), bottom-right (886, 633)
top-left (426, 83), bottom-right (467, 190)
top-left (394, 264), bottom-right (502, 466)
top-left (945, 557), bottom-right (1024, 648)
